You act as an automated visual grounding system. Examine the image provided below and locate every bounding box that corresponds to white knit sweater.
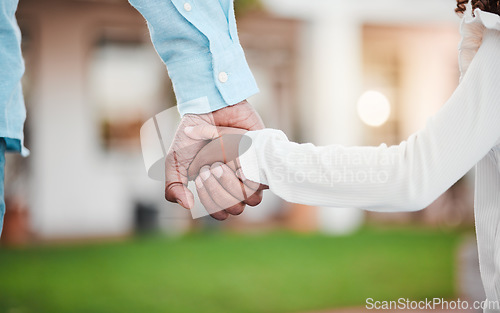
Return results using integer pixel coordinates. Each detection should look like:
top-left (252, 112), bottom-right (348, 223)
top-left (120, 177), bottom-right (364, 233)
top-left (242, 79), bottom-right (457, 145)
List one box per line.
top-left (239, 9), bottom-right (500, 310)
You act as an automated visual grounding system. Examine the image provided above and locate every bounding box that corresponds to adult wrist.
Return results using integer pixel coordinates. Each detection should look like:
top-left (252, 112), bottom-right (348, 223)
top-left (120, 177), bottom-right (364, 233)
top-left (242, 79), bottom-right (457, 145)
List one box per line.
top-left (167, 44), bottom-right (259, 116)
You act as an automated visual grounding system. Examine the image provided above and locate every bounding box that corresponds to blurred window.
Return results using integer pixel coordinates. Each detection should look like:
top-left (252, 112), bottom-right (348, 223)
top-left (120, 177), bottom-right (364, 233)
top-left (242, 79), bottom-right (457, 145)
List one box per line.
top-left (88, 35), bottom-right (172, 152)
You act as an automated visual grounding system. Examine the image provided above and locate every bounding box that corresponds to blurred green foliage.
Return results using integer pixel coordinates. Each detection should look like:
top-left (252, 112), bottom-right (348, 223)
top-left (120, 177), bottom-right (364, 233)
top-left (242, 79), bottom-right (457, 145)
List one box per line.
top-left (0, 227), bottom-right (463, 313)
top-left (235, 0), bottom-right (263, 16)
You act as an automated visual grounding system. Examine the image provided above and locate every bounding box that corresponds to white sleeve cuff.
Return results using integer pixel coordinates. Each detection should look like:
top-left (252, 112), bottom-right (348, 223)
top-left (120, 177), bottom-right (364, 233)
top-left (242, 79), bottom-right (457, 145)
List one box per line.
top-left (238, 129), bottom-right (291, 186)
top-left (238, 130), bottom-right (266, 185)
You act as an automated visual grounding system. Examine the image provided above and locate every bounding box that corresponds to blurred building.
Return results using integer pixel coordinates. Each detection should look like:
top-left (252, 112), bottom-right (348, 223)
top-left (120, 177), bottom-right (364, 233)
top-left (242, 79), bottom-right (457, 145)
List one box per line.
top-left (2, 0), bottom-right (473, 241)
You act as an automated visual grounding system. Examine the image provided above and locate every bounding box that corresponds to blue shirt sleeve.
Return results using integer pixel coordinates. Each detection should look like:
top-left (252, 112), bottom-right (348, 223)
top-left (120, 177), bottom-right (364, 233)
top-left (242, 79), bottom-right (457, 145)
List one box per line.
top-left (128, 0), bottom-right (259, 116)
top-left (0, 0), bottom-right (28, 156)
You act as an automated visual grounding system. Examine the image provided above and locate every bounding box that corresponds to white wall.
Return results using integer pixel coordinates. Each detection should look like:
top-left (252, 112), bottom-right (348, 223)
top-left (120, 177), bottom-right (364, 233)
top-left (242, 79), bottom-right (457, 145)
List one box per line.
top-left (22, 1), bottom-right (149, 239)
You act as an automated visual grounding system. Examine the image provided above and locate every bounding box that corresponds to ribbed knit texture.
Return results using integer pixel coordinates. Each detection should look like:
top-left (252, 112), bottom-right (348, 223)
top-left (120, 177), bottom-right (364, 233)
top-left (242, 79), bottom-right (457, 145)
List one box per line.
top-left (239, 11), bottom-right (500, 310)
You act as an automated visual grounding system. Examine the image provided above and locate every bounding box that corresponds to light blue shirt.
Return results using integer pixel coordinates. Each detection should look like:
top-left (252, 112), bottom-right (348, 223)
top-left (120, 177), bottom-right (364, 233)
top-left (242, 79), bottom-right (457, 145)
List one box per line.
top-left (0, 0), bottom-right (27, 155)
top-left (0, 0), bottom-right (258, 153)
top-left (128, 0), bottom-right (259, 116)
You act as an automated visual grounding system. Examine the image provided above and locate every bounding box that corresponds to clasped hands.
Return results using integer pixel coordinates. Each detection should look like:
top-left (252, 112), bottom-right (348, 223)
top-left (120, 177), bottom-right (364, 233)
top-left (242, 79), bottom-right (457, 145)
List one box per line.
top-left (164, 101), bottom-right (267, 220)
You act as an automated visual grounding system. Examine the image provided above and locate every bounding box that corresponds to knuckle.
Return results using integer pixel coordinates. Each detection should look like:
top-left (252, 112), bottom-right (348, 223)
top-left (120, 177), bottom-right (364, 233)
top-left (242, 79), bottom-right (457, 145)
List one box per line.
top-left (226, 203), bottom-right (245, 216)
top-left (164, 183), bottom-right (180, 202)
top-left (210, 211), bottom-right (228, 221)
top-left (245, 192), bottom-right (263, 207)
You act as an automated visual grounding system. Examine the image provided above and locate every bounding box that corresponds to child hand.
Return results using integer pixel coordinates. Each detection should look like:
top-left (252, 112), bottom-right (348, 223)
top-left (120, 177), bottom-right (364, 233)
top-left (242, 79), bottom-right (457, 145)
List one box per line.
top-left (184, 126), bottom-right (267, 220)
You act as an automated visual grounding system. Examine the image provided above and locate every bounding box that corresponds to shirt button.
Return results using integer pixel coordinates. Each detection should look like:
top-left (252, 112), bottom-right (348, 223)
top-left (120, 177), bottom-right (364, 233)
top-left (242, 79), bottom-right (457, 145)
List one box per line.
top-left (184, 3), bottom-right (192, 12)
top-left (218, 72), bottom-right (228, 83)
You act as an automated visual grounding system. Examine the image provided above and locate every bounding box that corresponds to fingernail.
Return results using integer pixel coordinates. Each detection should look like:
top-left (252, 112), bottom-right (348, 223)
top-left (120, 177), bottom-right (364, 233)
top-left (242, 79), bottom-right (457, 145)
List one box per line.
top-left (177, 199), bottom-right (186, 208)
top-left (211, 166), bottom-right (223, 178)
top-left (200, 170), bottom-right (211, 181)
top-left (195, 177), bottom-right (204, 188)
top-left (184, 126), bottom-right (194, 134)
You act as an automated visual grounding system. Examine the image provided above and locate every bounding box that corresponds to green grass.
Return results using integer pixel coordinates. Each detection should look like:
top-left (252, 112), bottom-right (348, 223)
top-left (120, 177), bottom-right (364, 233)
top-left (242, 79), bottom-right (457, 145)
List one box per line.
top-left (0, 227), bottom-right (465, 313)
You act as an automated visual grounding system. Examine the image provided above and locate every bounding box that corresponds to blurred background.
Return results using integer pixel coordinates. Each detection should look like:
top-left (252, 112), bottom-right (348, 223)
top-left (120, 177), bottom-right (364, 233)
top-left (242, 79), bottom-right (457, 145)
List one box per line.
top-left (0, 0), bottom-right (485, 312)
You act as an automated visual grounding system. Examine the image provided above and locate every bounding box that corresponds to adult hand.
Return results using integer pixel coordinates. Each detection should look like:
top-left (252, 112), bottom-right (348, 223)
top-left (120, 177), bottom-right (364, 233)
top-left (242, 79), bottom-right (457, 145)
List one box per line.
top-left (164, 100), bottom-right (264, 215)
